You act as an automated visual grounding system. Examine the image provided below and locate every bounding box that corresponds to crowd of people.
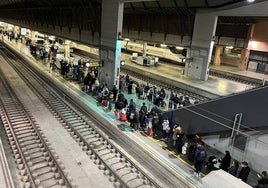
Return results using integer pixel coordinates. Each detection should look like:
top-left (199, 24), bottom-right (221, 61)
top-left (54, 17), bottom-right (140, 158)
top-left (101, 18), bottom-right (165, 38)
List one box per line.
top-left (119, 74), bottom-right (196, 110)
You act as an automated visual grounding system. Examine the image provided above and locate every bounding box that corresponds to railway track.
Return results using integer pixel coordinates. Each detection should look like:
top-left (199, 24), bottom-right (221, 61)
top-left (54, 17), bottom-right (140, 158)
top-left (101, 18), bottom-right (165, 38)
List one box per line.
top-left (0, 43), bottom-right (163, 187)
top-left (209, 69), bottom-right (262, 87)
top-left (0, 68), bottom-right (72, 188)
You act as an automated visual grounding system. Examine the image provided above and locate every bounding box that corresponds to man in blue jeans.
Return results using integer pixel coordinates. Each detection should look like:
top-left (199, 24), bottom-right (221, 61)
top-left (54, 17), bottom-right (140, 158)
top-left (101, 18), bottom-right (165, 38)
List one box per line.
top-left (194, 143), bottom-right (207, 177)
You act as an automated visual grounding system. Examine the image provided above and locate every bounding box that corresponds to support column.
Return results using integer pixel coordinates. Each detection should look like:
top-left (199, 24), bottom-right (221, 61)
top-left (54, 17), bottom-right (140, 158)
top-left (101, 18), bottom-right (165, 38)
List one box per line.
top-left (238, 49), bottom-right (249, 71)
top-left (99, 0), bottom-right (123, 89)
top-left (64, 40), bottom-right (70, 59)
top-left (142, 42), bottom-right (147, 57)
top-left (185, 13), bottom-right (218, 80)
top-left (213, 45), bottom-right (223, 66)
top-left (239, 23), bottom-right (255, 71)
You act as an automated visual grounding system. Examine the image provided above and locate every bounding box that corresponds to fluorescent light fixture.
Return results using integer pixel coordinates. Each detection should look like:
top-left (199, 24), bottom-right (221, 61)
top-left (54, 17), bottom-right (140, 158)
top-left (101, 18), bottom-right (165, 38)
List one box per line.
top-left (160, 44), bottom-right (167, 47)
top-left (225, 46), bottom-right (233, 49)
top-left (176, 46), bottom-right (184, 50)
top-left (247, 0), bottom-right (255, 2)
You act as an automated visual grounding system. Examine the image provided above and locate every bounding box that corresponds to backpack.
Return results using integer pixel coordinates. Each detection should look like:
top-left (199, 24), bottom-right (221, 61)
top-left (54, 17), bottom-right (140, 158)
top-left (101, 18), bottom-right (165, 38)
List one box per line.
top-left (197, 150), bottom-right (206, 161)
top-left (116, 100), bottom-right (124, 109)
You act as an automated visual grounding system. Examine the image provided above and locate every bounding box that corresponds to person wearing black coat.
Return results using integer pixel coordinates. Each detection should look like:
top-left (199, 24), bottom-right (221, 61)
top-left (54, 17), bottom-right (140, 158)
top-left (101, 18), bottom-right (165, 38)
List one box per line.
top-left (238, 161), bottom-right (251, 183)
top-left (228, 160), bottom-right (239, 177)
top-left (256, 171), bottom-right (268, 188)
top-left (220, 150), bottom-right (231, 172)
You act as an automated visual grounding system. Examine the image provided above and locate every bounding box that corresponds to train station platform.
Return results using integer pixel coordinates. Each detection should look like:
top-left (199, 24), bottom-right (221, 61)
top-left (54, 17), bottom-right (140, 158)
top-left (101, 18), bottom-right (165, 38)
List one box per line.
top-left (121, 54), bottom-right (264, 99)
top-left (1, 37), bottom-right (262, 188)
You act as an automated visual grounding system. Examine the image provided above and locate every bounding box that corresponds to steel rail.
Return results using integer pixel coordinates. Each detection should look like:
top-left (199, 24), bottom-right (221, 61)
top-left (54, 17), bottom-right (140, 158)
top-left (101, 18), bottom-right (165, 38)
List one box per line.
top-left (0, 51), bottom-right (72, 188)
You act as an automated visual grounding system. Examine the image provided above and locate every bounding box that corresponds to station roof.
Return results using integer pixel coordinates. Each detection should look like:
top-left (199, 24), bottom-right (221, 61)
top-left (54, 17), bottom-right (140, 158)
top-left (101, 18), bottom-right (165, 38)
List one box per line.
top-left (0, 0), bottom-right (265, 43)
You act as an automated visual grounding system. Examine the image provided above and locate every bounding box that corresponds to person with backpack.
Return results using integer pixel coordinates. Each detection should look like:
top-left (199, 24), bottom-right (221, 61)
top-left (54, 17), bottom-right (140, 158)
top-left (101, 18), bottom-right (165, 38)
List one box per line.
top-left (139, 103), bottom-right (147, 130)
top-left (194, 143), bottom-right (207, 177)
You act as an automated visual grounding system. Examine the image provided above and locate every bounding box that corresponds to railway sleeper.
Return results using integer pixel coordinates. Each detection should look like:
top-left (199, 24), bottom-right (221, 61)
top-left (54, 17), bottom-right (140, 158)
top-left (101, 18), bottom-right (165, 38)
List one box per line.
top-left (21, 143), bottom-right (41, 151)
top-left (17, 133), bottom-right (37, 139)
top-left (18, 136), bottom-right (39, 143)
top-left (30, 161), bottom-right (50, 171)
top-left (38, 172), bottom-right (58, 184)
top-left (13, 123), bottom-right (32, 130)
top-left (16, 129), bottom-right (35, 135)
top-left (75, 126), bottom-right (89, 132)
top-left (30, 156), bottom-right (47, 165)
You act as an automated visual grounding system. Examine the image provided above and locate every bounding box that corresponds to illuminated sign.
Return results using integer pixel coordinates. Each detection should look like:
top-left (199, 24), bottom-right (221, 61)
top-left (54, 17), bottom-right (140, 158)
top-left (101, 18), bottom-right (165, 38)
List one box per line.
top-left (89, 61), bottom-right (100, 67)
top-left (21, 28), bottom-right (26, 35)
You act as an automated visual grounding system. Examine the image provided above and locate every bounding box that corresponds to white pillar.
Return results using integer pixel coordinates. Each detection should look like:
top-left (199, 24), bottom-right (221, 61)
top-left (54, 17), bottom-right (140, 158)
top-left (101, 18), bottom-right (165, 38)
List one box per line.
top-left (186, 13), bottom-right (218, 81)
top-left (64, 40), bottom-right (71, 59)
top-left (143, 42), bottom-right (147, 57)
top-left (100, 0), bottom-right (123, 89)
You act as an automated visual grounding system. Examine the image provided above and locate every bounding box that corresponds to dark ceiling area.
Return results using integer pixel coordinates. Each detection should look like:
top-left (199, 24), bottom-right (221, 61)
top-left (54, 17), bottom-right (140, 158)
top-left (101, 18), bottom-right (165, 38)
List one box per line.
top-left (0, 0), bottom-right (265, 40)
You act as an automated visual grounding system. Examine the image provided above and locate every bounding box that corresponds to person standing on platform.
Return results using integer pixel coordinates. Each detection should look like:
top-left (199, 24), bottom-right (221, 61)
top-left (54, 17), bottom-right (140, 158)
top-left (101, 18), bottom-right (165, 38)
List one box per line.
top-left (219, 150), bottom-right (231, 172)
top-left (177, 131), bottom-right (187, 155)
top-left (112, 85), bottom-right (118, 102)
top-left (125, 74), bottom-right (130, 84)
top-left (228, 160), bottom-right (239, 177)
top-left (173, 94), bottom-right (179, 109)
top-left (128, 99), bottom-right (136, 112)
top-left (132, 110), bottom-right (139, 131)
top-left (83, 74), bottom-right (90, 92)
top-left (139, 102), bottom-right (147, 130)
top-left (151, 109), bottom-right (159, 137)
top-left (238, 161), bottom-right (251, 183)
top-left (146, 113), bottom-right (153, 136)
top-left (162, 117), bottom-right (170, 140)
top-left (127, 79), bottom-right (133, 94)
top-left (172, 124), bottom-right (182, 147)
top-left (143, 83), bottom-right (150, 100)
top-left (194, 133), bottom-right (202, 147)
top-left (194, 143), bottom-right (207, 177)
top-left (129, 109), bottom-right (136, 128)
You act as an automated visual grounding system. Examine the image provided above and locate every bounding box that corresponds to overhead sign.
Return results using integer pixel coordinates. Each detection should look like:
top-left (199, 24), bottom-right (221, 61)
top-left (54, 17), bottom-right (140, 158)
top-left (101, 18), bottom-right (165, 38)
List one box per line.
top-left (89, 61), bottom-right (100, 67)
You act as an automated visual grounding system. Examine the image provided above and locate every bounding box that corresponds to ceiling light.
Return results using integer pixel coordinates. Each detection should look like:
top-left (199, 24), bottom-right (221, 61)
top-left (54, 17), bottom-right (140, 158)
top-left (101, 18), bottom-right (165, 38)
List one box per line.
top-left (176, 46), bottom-right (184, 50)
top-left (226, 46), bottom-right (233, 49)
top-left (247, 0), bottom-right (255, 2)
